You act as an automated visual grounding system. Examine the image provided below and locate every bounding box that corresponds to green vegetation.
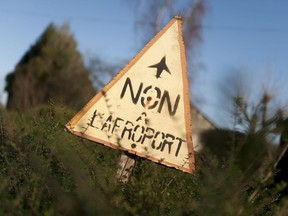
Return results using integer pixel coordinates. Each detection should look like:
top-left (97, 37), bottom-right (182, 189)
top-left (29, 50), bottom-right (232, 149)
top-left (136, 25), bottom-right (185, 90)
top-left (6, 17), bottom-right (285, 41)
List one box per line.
top-left (0, 101), bottom-right (286, 215)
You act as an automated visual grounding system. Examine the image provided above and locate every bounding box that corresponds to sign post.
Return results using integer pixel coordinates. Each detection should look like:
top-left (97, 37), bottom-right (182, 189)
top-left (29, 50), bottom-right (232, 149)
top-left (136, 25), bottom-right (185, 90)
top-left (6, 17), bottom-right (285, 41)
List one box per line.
top-left (66, 16), bottom-right (195, 178)
top-left (116, 153), bottom-right (135, 183)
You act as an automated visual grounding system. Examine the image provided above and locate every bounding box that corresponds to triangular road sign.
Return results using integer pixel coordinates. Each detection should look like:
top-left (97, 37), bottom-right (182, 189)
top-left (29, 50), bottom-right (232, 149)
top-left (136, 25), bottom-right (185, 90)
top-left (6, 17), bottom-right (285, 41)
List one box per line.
top-left (66, 17), bottom-right (195, 173)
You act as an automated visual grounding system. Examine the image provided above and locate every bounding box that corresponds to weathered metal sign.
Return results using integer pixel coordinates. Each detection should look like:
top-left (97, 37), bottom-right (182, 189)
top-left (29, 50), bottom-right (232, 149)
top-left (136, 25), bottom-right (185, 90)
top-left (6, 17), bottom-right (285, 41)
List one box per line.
top-left (66, 17), bottom-right (195, 173)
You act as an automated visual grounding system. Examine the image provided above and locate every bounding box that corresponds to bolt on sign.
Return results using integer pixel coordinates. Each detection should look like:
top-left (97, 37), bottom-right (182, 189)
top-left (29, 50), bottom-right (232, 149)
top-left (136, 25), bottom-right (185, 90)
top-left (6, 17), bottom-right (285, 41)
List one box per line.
top-left (66, 17), bottom-right (195, 173)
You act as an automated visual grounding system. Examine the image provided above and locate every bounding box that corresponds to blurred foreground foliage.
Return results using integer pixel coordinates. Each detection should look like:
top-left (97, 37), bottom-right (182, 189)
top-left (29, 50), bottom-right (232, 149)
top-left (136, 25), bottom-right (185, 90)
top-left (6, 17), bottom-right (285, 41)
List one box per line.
top-left (0, 102), bottom-right (287, 216)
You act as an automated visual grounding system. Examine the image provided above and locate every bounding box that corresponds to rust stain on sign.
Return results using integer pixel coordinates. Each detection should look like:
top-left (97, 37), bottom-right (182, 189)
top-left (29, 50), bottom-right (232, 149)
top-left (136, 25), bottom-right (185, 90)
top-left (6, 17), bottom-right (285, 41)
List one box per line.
top-left (66, 17), bottom-right (195, 173)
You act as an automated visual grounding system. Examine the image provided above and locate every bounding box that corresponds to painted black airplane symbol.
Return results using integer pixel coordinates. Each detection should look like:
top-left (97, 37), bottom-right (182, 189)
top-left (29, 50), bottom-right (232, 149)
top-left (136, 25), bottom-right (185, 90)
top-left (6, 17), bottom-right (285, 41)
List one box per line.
top-left (148, 56), bottom-right (171, 79)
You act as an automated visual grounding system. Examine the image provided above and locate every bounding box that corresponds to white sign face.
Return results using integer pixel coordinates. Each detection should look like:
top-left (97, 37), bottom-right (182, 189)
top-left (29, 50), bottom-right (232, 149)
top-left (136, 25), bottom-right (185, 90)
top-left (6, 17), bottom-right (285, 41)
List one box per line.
top-left (66, 17), bottom-right (195, 173)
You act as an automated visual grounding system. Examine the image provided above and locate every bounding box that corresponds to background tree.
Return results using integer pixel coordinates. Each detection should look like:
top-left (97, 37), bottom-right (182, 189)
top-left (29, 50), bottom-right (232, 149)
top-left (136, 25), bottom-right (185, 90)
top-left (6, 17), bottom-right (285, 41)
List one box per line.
top-left (133, 0), bottom-right (206, 92)
top-left (216, 69), bottom-right (284, 174)
top-left (5, 23), bottom-right (95, 111)
top-left (134, 0), bottom-right (205, 51)
top-left (86, 55), bottom-right (124, 90)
